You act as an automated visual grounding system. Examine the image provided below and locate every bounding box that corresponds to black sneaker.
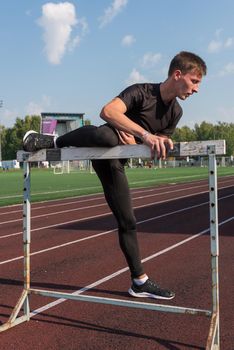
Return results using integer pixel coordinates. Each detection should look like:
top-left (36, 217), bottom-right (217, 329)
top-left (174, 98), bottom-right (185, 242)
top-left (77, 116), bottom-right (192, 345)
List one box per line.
top-left (23, 130), bottom-right (55, 152)
top-left (128, 278), bottom-right (175, 300)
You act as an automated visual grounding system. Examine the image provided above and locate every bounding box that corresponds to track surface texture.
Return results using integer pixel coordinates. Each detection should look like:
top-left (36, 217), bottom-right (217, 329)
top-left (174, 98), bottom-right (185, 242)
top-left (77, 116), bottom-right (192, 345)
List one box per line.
top-left (0, 176), bottom-right (234, 350)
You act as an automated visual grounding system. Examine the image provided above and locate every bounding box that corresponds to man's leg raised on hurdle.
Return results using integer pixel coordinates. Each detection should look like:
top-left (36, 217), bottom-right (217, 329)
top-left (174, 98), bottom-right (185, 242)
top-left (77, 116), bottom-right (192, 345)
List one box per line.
top-left (23, 124), bottom-right (120, 151)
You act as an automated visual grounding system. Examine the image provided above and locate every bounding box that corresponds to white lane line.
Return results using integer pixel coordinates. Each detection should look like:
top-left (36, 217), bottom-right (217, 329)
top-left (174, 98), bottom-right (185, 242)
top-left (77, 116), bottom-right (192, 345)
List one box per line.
top-left (0, 172), bottom-right (208, 200)
top-left (0, 176), bottom-right (233, 215)
top-left (0, 178), bottom-right (232, 224)
top-left (0, 184), bottom-right (207, 217)
top-left (1, 189), bottom-right (234, 241)
top-left (0, 183), bottom-right (173, 215)
top-left (0, 192), bottom-right (106, 211)
top-left (1, 182), bottom-right (234, 226)
top-left (0, 185), bottom-right (103, 200)
top-left (1, 184), bottom-right (204, 225)
top-left (129, 173), bottom-right (234, 185)
top-left (0, 195), bottom-right (105, 216)
top-left (29, 215), bottom-right (234, 318)
top-left (0, 212), bottom-right (110, 240)
top-left (0, 203), bottom-right (108, 225)
top-left (1, 196), bottom-right (233, 265)
top-left (0, 191), bottom-right (207, 239)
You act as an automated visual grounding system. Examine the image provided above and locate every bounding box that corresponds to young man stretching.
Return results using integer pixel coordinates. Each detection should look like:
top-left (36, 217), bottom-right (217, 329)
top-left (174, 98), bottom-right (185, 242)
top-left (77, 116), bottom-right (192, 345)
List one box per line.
top-left (23, 51), bottom-right (207, 300)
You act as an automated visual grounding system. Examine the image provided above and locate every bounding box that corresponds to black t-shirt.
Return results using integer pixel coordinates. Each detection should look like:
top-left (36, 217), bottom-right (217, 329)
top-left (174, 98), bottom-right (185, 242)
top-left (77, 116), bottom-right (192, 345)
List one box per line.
top-left (117, 83), bottom-right (182, 137)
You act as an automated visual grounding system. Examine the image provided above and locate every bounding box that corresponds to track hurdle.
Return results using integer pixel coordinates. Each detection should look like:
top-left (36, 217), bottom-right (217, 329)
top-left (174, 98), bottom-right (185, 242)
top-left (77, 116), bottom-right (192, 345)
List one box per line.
top-left (1, 140), bottom-right (226, 349)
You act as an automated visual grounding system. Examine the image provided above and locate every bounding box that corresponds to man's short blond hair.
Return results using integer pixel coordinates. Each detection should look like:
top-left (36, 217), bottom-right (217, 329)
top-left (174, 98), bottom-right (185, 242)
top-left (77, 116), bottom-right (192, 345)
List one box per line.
top-left (168, 51), bottom-right (207, 77)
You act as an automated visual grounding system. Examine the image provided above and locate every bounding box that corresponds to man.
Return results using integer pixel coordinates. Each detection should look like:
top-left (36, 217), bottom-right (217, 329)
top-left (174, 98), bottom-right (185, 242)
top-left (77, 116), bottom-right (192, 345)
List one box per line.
top-left (23, 51), bottom-right (207, 300)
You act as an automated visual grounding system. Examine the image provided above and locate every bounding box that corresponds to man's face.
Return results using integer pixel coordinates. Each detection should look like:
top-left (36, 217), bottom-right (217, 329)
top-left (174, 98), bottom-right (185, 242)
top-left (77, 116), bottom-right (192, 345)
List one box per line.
top-left (175, 70), bottom-right (202, 100)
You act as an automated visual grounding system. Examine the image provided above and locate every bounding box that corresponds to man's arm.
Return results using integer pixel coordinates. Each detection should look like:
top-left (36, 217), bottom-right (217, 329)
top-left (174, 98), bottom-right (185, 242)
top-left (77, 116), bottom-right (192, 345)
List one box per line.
top-left (100, 97), bottom-right (173, 159)
top-left (100, 97), bottom-right (146, 139)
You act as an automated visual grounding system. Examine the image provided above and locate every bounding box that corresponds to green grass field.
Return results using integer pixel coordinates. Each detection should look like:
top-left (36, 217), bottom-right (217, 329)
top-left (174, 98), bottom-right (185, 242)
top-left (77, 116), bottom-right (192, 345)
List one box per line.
top-left (0, 166), bottom-right (233, 207)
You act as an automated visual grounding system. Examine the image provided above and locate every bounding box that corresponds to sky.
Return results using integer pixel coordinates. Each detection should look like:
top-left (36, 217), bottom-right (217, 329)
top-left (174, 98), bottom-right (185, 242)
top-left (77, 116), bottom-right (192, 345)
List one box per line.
top-left (0, 0), bottom-right (234, 129)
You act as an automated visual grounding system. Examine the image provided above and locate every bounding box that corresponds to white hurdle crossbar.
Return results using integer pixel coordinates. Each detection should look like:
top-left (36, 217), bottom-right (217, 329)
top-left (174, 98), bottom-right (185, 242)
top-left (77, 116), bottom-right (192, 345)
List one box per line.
top-left (1, 140), bottom-right (226, 349)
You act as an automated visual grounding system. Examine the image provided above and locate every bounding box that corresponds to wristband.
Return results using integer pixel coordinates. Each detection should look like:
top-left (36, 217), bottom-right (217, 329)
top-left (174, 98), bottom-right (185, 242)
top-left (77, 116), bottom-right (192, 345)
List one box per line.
top-left (141, 131), bottom-right (150, 140)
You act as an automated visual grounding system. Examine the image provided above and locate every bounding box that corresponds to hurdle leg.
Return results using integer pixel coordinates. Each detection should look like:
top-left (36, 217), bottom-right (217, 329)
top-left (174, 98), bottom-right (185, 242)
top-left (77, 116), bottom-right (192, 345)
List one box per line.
top-left (206, 146), bottom-right (220, 350)
top-left (0, 160), bottom-right (31, 332)
top-left (22, 160), bottom-right (31, 320)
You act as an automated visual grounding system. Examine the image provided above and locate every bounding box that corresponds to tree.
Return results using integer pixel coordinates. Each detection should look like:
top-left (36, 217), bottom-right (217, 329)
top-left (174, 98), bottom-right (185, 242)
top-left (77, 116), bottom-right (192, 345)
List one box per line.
top-left (1, 115), bottom-right (41, 160)
top-left (1, 116), bottom-right (234, 159)
top-left (173, 125), bottom-right (196, 142)
top-left (84, 118), bottom-right (91, 125)
top-left (215, 122), bottom-right (234, 156)
top-left (174, 121), bottom-right (234, 156)
top-left (0, 124), bottom-right (6, 161)
top-left (194, 121), bottom-right (215, 140)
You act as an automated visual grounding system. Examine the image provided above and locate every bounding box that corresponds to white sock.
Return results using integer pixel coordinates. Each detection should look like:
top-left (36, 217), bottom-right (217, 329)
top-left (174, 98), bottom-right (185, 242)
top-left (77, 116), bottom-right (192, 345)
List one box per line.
top-left (133, 275), bottom-right (148, 286)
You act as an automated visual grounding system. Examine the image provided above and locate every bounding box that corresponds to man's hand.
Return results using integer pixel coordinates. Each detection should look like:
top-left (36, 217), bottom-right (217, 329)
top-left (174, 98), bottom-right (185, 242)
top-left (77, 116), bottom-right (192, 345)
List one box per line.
top-left (141, 132), bottom-right (174, 159)
top-left (116, 130), bottom-right (136, 145)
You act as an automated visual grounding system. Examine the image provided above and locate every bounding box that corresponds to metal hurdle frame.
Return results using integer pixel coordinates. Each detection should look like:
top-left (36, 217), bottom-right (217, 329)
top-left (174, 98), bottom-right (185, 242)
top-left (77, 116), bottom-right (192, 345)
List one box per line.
top-left (1, 141), bottom-right (226, 349)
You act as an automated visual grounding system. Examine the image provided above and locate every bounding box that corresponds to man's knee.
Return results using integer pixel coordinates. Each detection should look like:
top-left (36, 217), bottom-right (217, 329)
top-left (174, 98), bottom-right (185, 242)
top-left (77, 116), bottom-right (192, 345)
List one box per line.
top-left (95, 125), bottom-right (119, 147)
top-left (119, 215), bottom-right (137, 232)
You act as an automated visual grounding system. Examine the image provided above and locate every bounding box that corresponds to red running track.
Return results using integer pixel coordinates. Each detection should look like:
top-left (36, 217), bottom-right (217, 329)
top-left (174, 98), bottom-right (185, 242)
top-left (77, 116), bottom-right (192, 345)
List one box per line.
top-left (0, 176), bottom-right (234, 350)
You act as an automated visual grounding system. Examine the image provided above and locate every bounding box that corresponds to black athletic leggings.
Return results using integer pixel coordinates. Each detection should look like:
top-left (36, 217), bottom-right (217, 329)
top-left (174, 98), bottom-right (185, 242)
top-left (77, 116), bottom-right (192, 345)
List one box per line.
top-left (56, 125), bottom-right (144, 278)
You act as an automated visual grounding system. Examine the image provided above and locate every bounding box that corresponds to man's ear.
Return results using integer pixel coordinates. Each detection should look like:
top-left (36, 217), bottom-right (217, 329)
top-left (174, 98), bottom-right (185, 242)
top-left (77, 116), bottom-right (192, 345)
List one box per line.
top-left (173, 69), bottom-right (182, 81)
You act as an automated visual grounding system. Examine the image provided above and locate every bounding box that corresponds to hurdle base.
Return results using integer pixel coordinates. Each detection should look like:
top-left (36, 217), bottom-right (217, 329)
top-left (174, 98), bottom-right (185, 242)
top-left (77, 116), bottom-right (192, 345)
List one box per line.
top-left (0, 289), bottom-right (29, 332)
top-left (1, 287), bottom-right (218, 348)
top-left (206, 312), bottom-right (219, 350)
